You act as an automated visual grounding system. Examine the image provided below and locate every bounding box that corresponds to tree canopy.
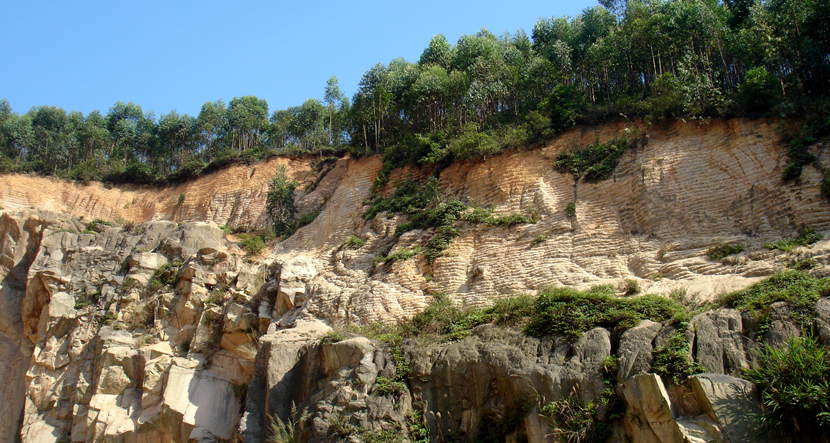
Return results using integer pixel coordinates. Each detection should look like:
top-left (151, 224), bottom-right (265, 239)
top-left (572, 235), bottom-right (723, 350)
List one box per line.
top-left (1, 0), bottom-right (828, 185)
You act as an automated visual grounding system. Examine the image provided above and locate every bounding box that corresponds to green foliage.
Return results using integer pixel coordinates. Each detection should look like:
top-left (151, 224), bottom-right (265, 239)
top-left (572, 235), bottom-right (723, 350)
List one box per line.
top-left (542, 397), bottom-right (610, 443)
top-left (87, 218), bottom-right (113, 233)
top-left (719, 270), bottom-right (829, 330)
top-left (239, 234), bottom-right (266, 255)
top-left (406, 293), bottom-right (536, 342)
top-left (739, 67), bottom-right (782, 113)
top-left (364, 177), bottom-right (440, 220)
top-left (530, 234), bottom-right (547, 247)
top-left (341, 235), bottom-right (366, 249)
top-left (707, 243), bottom-right (745, 261)
top-left (555, 137), bottom-right (635, 181)
top-left (622, 278), bottom-right (640, 296)
top-left (266, 165), bottom-right (298, 236)
top-left (361, 429), bottom-right (404, 443)
top-left (321, 331), bottom-right (345, 343)
top-left (407, 410), bottom-right (430, 443)
top-left (374, 245), bottom-right (422, 266)
top-left (150, 261), bottom-right (182, 291)
top-left (764, 225), bottom-right (824, 252)
top-left (566, 202), bottom-right (576, 219)
top-left (373, 376), bottom-right (407, 396)
top-left (651, 330), bottom-right (705, 383)
top-left (743, 335), bottom-right (830, 440)
top-left (266, 405), bottom-right (307, 443)
top-left (74, 291), bottom-right (100, 309)
top-left (526, 287), bottom-right (688, 340)
top-left (219, 225), bottom-right (233, 235)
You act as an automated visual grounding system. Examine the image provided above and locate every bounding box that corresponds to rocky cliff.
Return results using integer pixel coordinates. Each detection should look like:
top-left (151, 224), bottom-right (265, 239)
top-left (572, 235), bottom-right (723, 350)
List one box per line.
top-left (0, 119), bottom-right (828, 442)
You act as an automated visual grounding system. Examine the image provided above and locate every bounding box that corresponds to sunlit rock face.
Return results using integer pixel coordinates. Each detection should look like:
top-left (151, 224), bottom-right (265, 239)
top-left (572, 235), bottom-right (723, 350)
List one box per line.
top-left (1, 119), bottom-right (829, 442)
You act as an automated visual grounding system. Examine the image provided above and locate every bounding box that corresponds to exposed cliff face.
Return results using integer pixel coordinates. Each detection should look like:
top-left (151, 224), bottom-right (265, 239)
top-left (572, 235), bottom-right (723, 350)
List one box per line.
top-left (0, 119), bottom-right (828, 442)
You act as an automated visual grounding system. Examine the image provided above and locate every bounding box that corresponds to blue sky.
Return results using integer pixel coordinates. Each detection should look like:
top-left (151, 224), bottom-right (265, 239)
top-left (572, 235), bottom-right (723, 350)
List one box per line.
top-left (1, 0), bottom-right (599, 118)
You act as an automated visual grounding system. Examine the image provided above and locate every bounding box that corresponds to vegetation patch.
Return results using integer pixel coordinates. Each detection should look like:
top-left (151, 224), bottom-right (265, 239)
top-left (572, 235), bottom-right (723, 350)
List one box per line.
top-left (566, 202), bottom-right (576, 219)
top-left (87, 218), bottom-right (113, 233)
top-left (341, 235), bottom-right (366, 249)
top-left (651, 330), bottom-right (705, 383)
top-left (555, 137), bottom-right (638, 182)
top-left (706, 243), bottom-right (745, 261)
top-left (406, 292), bottom-right (536, 342)
top-left (527, 286), bottom-right (688, 340)
top-left (239, 234), bottom-right (266, 255)
top-left (743, 335), bottom-right (830, 440)
top-left (542, 397), bottom-right (610, 443)
top-left (764, 225), bottom-right (824, 252)
top-left (719, 270), bottom-right (829, 330)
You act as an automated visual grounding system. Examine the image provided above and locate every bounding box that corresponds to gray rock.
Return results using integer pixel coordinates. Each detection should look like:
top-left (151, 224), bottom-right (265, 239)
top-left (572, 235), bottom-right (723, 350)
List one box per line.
top-left (617, 320), bottom-right (662, 381)
top-left (690, 373), bottom-right (780, 443)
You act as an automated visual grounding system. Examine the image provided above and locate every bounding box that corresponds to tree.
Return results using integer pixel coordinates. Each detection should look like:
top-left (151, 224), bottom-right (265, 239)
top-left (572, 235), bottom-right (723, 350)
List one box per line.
top-left (228, 96), bottom-right (269, 152)
top-left (324, 76), bottom-right (346, 146)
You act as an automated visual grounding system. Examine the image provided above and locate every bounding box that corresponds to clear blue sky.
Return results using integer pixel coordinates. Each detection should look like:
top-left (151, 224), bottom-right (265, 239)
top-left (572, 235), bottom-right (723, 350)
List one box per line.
top-left (1, 0), bottom-right (599, 119)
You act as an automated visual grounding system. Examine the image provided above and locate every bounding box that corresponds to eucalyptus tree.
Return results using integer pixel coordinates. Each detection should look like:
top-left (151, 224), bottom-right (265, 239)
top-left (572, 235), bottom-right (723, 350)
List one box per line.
top-left (324, 76), bottom-right (346, 146)
top-left (227, 96), bottom-right (269, 152)
top-left (195, 99), bottom-right (227, 155)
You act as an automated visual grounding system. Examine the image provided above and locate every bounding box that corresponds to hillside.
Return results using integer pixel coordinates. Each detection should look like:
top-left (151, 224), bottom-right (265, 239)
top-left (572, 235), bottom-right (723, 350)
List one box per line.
top-left (1, 119), bottom-right (829, 442)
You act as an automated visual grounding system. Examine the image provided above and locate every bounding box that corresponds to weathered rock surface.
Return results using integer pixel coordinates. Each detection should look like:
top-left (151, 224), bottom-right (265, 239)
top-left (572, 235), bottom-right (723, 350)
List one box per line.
top-left (1, 119), bottom-right (829, 442)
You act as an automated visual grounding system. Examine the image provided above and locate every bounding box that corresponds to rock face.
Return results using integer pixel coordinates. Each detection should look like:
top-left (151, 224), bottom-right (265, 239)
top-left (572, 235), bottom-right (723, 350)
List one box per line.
top-left (0, 119), bottom-right (829, 442)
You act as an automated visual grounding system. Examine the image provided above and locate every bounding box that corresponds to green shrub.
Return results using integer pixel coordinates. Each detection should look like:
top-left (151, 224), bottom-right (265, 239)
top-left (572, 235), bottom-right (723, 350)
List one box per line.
top-left (373, 376), bottom-right (407, 396)
top-left (406, 293), bottom-right (536, 342)
top-left (266, 165), bottom-right (299, 236)
top-left (707, 243), bottom-right (745, 261)
top-left (719, 270), bottom-right (829, 330)
top-left (743, 335), bottom-right (830, 440)
top-left (374, 245), bottom-right (421, 266)
top-left (651, 330), bottom-right (705, 383)
top-left (555, 137), bottom-right (635, 182)
top-left (87, 218), bottom-right (113, 233)
top-left (622, 278), bottom-right (640, 296)
top-left (530, 234), bottom-right (547, 247)
top-left (526, 287), bottom-right (688, 340)
top-left (566, 202), bottom-right (576, 219)
top-left (765, 225), bottom-right (824, 252)
top-left (364, 177), bottom-right (440, 220)
top-left (239, 234), bottom-right (266, 255)
top-left (341, 235), bottom-right (366, 249)
top-left (541, 397), bottom-right (610, 443)
top-left (739, 67), bottom-right (781, 113)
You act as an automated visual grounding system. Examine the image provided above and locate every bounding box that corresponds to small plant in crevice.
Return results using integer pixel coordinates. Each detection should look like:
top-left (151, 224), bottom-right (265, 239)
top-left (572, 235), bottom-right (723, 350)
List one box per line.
top-left (530, 234), bottom-right (547, 247)
top-left (651, 330), bottom-right (705, 383)
top-left (743, 335), bottom-right (830, 441)
top-left (87, 218), bottom-right (113, 233)
top-left (542, 396), bottom-right (610, 443)
top-left (764, 225), bottom-right (824, 252)
top-left (566, 202), bottom-right (576, 219)
top-left (407, 410), bottom-right (430, 443)
top-left (707, 242), bottom-right (745, 261)
top-left (266, 165), bottom-right (299, 237)
top-left (791, 258), bottom-right (819, 270)
top-left (374, 245), bottom-right (422, 267)
top-left (341, 235), bottom-right (366, 249)
top-left (266, 404), bottom-right (308, 443)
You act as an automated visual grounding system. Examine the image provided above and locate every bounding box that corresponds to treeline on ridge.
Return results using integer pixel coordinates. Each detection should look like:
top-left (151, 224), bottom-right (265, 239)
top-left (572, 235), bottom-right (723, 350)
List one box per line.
top-left (0, 0), bottom-right (828, 185)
